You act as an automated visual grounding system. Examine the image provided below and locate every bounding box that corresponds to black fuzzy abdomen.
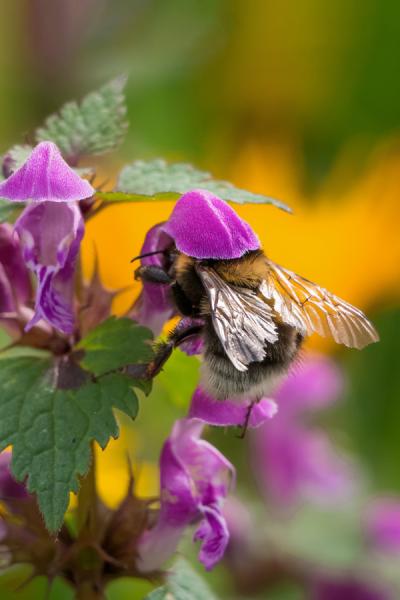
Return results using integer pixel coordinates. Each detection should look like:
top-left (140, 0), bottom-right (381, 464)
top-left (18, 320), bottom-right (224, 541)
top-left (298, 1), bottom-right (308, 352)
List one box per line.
top-left (201, 318), bottom-right (303, 400)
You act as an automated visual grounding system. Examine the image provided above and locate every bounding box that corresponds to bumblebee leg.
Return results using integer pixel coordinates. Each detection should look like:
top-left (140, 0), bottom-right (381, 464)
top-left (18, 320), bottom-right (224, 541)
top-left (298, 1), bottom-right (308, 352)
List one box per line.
top-left (134, 265), bottom-right (172, 284)
top-left (129, 320), bottom-right (204, 380)
top-left (238, 400), bottom-right (257, 439)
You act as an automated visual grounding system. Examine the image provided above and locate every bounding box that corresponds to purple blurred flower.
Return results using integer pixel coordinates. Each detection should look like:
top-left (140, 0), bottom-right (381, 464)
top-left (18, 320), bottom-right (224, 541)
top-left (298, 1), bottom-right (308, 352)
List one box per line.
top-left (163, 189), bottom-right (260, 259)
top-left (365, 499), bottom-right (400, 554)
top-left (313, 577), bottom-right (391, 600)
top-left (0, 451), bottom-right (27, 502)
top-left (252, 354), bottom-right (352, 507)
top-left (275, 354), bottom-right (344, 415)
top-left (0, 141), bottom-right (94, 203)
top-left (15, 201), bottom-right (84, 334)
top-left (189, 385), bottom-right (277, 428)
top-left (0, 224), bottom-right (32, 334)
top-left (130, 222), bottom-right (177, 336)
top-left (137, 418), bottom-right (234, 572)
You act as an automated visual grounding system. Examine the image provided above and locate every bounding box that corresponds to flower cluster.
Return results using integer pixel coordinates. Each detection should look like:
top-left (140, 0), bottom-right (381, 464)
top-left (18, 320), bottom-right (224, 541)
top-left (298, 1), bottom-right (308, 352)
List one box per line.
top-left (0, 135), bottom-right (395, 599)
top-left (0, 144), bottom-right (238, 586)
top-left (0, 142), bottom-right (93, 336)
top-left (0, 420), bottom-right (232, 586)
top-left (251, 354), bottom-right (353, 507)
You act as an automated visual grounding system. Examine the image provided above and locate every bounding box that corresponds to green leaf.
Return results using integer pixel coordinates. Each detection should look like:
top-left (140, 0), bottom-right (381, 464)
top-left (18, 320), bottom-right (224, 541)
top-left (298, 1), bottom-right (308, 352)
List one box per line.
top-left (115, 159), bottom-right (291, 212)
top-left (35, 77), bottom-right (128, 161)
top-left (145, 558), bottom-right (219, 600)
top-left (77, 317), bottom-right (153, 377)
top-left (0, 357), bottom-right (140, 531)
top-left (3, 144), bottom-right (33, 171)
top-left (0, 199), bottom-right (22, 223)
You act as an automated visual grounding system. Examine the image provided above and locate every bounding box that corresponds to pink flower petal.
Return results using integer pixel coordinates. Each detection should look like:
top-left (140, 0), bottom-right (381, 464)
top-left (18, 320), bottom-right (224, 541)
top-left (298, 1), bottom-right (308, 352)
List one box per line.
top-left (189, 385), bottom-right (277, 428)
top-left (163, 189), bottom-right (260, 259)
top-left (0, 141), bottom-right (94, 203)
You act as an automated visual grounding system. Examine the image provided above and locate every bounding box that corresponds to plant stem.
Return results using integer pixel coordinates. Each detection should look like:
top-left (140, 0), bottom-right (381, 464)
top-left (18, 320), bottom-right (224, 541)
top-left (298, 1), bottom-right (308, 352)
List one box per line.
top-left (76, 441), bottom-right (98, 536)
top-left (75, 581), bottom-right (105, 600)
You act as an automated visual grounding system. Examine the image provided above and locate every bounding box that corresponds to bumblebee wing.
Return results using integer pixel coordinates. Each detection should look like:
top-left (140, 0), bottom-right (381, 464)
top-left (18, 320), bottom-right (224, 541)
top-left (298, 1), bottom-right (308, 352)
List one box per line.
top-left (262, 261), bottom-right (379, 349)
top-left (196, 265), bottom-right (278, 372)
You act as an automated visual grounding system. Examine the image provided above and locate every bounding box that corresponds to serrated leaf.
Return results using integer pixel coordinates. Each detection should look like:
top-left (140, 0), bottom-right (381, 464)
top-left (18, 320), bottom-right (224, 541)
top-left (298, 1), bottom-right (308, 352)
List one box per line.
top-left (35, 77), bottom-right (128, 161)
top-left (0, 357), bottom-right (140, 531)
top-left (115, 159), bottom-right (291, 212)
top-left (145, 558), bottom-right (219, 600)
top-left (77, 317), bottom-right (153, 377)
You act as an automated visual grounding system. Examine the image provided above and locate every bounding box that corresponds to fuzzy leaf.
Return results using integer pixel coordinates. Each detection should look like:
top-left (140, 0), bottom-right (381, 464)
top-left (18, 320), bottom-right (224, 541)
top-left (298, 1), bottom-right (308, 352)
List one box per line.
top-left (0, 357), bottom-right (140, 531)
top-left (115, 159), bottom-right (291, 212)
top-left (77, 317), bottom-right (154, 377)
top-left (35, 77), bottom-right (128, 161)
top-left (145, 558), bottom-right (219, 600)
top-left (3, 144), bottom-right (33, 174)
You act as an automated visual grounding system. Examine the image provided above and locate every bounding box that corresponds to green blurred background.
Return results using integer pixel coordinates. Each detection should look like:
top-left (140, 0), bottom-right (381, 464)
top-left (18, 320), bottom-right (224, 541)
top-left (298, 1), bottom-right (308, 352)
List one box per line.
top-left (0, 1), bottom-right (399, 598)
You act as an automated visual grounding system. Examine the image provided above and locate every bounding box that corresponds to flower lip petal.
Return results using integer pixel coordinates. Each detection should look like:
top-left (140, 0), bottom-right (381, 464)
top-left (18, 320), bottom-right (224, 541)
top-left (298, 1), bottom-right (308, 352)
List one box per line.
top-left (129, 222), bottom-right (176, 335)
top-left (15, 201), bottom-right (84, 334)
top-left (0, 141), bottom-right (94, 203)
top-left (189, 385), bottom-right (277, 428)
top-left (163, 189), bottom-right (260, 259)
top-left (194, 505), bottom-right (230, 571)
top-left (366, 498), bottom-right (400, 553)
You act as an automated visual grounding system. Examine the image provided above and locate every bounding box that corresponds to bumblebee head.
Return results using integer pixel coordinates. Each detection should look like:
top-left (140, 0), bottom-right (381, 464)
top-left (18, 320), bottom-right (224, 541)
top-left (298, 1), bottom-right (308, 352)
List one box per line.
top-left (162, 189), bottom-right (260, 260)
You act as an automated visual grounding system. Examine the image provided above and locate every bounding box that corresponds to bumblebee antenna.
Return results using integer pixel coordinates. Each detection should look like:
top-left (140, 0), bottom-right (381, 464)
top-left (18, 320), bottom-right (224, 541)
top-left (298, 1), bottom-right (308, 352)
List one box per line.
top-left (130, 250), bottom-right (166, 263)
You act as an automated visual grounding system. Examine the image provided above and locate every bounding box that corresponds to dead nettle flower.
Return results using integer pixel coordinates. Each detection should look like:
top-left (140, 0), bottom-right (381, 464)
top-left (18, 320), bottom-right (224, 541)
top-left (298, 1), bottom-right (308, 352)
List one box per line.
top-left (137, 418), bottom-right (234, 572)
top-left (365, 498), bottom-right (400, 554)
top-left (251, 354), bottom-right (353, 508)
top-left (129, 222), bottom-right (178, 336)
top-left (0, 223), bottom-right (32, 336)
top-left (0, 141), bottom-right (94, 334)
top-left (312, 576), bottom-right (392, 600)
top-left (189, 385), bottom-right (277, 428)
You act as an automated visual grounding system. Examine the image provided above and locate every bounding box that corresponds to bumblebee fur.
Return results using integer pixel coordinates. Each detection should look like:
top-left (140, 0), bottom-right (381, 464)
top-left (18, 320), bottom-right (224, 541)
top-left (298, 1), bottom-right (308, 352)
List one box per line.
top-left (171, 249), bottom-right (303, 400)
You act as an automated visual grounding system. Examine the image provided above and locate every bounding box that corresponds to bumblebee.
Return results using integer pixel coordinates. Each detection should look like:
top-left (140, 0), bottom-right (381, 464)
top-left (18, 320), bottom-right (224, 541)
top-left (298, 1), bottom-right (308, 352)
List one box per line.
top-left (135, 245), bottom-right (379, 401)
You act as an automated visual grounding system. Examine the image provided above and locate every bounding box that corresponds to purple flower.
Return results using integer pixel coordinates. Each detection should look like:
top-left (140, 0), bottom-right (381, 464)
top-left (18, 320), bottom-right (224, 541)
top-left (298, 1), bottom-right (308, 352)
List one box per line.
top-left (0, 451), bottom-right (28, 502)
top-left (129, 222), bottom-right (177, 336)
top-left (162, 189), bottom-right (260, 259)
top-left (0, 141), bottom-right (94, 203)
top-left (0, 142), bottom-right (94, 334)
top-left (15, 201), bottom-right (84, 334)
top-left (252, 354), bottom-right (352, 507)
top-left (365, 498), bottom-right (400, 554)
top-left (189, 385), bottom-right (277, 428)
top-left (0, 224), bottom-right (32, 334)
top-left (137, 418), bottom-right (234, 572)
top-left (313, 577), bottom-right (391, 600)
top-left (174, 317), bottom-right (205, 355)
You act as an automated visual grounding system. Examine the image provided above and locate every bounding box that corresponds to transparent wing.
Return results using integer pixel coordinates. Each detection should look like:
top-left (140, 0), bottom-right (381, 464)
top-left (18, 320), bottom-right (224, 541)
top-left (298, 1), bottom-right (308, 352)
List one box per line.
top-left (261, 261), bottom-right (379, 349)
top-left (196, 265), bottom-right (278, 372)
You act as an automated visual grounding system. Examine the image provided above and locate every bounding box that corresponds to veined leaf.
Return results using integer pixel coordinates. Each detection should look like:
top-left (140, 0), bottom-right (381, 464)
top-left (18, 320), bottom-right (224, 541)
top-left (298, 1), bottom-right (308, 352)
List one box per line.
top-left (77, 317), bottom-right (154, 377)
top-left (115, 159), bottom-right (291, 212)
top-left (0, 357), bottom-right (140, 531)
top-left (35, 77), bottom-right (128, 162)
